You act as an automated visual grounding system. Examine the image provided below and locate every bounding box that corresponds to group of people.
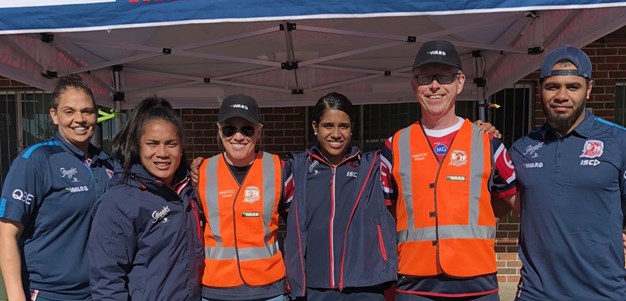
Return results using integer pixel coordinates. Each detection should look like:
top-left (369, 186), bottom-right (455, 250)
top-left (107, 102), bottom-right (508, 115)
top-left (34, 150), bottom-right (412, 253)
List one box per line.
top-left (0, 40), bottom-right (624, 301)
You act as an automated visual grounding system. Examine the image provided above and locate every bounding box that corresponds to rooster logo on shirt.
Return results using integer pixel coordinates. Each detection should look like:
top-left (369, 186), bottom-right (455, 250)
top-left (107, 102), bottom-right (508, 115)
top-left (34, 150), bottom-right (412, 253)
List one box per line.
top-left (580, 140), bottom-right (604, 158)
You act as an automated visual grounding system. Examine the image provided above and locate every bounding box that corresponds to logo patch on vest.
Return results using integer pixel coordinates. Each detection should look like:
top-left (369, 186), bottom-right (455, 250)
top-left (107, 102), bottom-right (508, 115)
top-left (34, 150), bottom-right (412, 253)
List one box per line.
top-left (580, 140), bottom-right (604, 158)
top-left (448, 150), bottom-right (467, 167)
top-left (243, 186), bottom-right (260, 203)
top-left (446, 175), bottom-right (466, 182)
top-left (434, 144), bottom-right (448, 155)
top-left (242, 212), bottom-right (260, 217)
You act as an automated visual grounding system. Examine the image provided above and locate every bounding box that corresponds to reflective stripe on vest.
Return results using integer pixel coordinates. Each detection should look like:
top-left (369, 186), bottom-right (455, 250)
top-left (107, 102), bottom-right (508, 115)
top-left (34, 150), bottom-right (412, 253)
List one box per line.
top-left (206, 242), bottom-right (280, 260)
top-left (203, 152), bottom-right (279, 260)
top-left (393, 121), bottom-right (496, 277)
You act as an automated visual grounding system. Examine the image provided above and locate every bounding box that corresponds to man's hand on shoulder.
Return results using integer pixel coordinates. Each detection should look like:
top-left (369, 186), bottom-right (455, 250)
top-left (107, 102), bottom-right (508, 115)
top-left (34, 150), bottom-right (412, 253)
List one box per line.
top-left (474, 120), bottom-right (502, 139)
top-left (190, 157), bottom-right (205, 186)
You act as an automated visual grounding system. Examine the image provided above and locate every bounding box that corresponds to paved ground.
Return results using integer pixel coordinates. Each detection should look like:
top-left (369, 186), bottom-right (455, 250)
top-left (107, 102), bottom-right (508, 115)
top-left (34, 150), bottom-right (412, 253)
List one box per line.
top-left (499, 282), bottom-right (518, 301)
top-left (0, 278), bottom-right (518, 301)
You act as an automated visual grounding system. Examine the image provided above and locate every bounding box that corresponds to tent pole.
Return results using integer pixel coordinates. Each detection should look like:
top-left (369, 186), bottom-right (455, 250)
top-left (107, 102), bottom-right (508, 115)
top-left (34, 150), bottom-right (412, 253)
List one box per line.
top-left (473, 51), bottom-right (486, 121)
top-left (113, 65), bottom-right (123, 132)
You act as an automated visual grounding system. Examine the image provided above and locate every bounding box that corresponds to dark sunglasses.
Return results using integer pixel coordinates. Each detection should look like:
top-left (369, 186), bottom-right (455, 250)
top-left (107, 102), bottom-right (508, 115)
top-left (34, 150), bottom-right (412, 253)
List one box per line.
top-left (414, 73), bottom-right (460, 85)
top-left (221, 125), bottom-right (256, 137)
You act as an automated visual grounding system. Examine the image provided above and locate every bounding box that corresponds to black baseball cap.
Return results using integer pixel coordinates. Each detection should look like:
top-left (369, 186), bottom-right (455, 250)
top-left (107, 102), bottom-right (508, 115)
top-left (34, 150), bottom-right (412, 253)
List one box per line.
top-left (217, 94), bottom-right (262, 124)
top-left (540, 45), bottom-right (592, 80)
top-left (412, 40), bottom-right (462, 71)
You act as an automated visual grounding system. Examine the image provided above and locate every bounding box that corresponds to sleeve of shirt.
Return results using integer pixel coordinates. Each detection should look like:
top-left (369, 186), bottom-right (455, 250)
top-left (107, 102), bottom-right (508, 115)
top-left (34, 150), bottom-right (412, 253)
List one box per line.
top-left (619, 138), bottom-right (626, 227)
top-left (88, 191), bottom-right (137, 301)
top-left (380, 137), bottom-right (397, 206)
top-left (490, 138), bottom-right (517, 198)
top-left (280, 159), bottom-right (294, 218)
top-left (0, 150), bottom-right (47, 225)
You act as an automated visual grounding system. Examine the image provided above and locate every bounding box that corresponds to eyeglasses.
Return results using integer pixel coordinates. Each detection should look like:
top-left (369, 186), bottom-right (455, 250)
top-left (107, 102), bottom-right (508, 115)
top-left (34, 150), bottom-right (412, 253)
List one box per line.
top-left (221, 125), bottom-right (256, 137)
top-left (414, 73), bottom-right (460, 85)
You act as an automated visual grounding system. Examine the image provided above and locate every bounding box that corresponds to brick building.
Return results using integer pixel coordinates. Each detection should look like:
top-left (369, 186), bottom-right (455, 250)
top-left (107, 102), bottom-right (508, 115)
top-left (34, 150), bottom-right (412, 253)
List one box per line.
top-left (1, 27), bottom-right (626, 286)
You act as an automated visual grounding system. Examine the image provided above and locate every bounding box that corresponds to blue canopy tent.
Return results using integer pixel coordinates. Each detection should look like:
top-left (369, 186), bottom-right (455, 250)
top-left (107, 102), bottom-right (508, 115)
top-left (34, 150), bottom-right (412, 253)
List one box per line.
top-left (1, 0), bottom-right (626, 109)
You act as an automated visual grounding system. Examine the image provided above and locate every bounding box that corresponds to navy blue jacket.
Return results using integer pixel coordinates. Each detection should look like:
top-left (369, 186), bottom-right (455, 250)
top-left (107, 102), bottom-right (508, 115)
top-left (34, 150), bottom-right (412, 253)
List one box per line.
top-left (0, 132), bottom-right (112, 300)
top-left (284, 146), bottom-right (397, 297)
top-left (511, 111), bottom-right (626, 301)
top-left (88, 162), bottom-right (204, 301)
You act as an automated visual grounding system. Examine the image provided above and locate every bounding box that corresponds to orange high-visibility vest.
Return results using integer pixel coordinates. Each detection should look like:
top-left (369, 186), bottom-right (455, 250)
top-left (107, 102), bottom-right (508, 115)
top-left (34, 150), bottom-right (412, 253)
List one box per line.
top-left (392, 120), bottom-right (496, 278)
top-left (198, 151), bottom-right (285, 287)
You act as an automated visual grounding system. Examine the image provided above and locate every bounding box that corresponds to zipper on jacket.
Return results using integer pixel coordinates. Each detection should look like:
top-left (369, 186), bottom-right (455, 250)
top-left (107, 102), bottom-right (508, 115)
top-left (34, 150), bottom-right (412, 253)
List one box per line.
top-left (190, 201), bottom-right (203, 240)
top-left (338, 152), bottom-right (377, 291)
top-left (376, 224), bottom-right (388, 262)
top-left (294, 197), bottom-right (307, 296)
top-left (328, 167), bottom-right (336, 288)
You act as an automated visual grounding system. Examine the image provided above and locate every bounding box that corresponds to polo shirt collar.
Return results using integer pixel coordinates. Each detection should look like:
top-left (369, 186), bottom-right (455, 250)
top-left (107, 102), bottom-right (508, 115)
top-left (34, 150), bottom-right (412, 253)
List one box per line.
top-left (54, 131), bottom-right (109, 163)
top-left (539, 110), bottom-right (594, 140)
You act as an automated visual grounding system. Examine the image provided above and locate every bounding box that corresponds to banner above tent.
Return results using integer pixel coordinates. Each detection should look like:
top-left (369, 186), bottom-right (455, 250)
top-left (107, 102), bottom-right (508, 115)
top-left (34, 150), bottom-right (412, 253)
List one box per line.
top-left (1, 0), bottom-right (626, 34)
top-left (1, 1), bottom-right (626, 108)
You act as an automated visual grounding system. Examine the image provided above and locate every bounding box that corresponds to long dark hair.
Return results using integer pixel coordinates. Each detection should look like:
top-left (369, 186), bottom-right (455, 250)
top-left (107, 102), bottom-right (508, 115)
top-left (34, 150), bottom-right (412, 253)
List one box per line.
top-left (311, 92), bottom-right (355, 125)
top-left (111, 97), bottom-right (187, 182)
top-left (51, 74), bottom-right (95, 109)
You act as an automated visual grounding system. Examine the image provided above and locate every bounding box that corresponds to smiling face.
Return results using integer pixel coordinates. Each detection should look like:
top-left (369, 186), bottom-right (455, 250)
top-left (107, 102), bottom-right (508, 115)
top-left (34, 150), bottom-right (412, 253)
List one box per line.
top-left (313, 109), bottom-right (352, 165)
top-left (541, 61), bottom-right (592, 134)
top-left (49, 87), bottom-right (97, 153)
top-left (139, 119), bottom-right (182, 186)
top-left (411, 64), bottom-right (465, 129)
top-left (219, 117), bottom-right (261, 166)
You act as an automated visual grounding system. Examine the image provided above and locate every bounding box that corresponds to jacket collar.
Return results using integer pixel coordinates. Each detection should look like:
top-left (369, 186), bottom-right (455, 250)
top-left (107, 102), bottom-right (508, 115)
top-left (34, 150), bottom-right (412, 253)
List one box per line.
top-left (306, 145), bottom-right (361, 166)
top-left (113, 160), bottom-right (190, 202)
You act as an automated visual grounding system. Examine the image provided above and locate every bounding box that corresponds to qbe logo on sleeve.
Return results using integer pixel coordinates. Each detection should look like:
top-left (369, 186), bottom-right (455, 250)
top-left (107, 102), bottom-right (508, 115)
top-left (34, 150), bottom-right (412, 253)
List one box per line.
top-left (12, 189), bottom-right (34, 205)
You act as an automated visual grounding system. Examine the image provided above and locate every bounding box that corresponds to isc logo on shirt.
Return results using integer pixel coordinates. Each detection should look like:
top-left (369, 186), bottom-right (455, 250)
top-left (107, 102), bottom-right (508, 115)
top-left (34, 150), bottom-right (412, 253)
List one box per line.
top-left (580, 159), bottom-right (600, 166)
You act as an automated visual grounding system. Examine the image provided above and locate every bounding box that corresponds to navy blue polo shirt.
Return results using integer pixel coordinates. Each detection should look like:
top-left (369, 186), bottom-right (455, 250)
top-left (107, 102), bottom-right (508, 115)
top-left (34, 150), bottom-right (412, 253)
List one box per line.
top-left (0, 132), bottom-right (112, 300)
top-left (510, 111), bottom-right (626, 301)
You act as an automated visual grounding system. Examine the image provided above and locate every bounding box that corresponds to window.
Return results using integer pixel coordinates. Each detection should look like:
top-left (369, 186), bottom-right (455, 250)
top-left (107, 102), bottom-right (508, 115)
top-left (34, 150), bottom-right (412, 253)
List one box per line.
top-left (489, 83), bottom-right (534, 147)
top-left (0, 92), bottom-right (18, 188)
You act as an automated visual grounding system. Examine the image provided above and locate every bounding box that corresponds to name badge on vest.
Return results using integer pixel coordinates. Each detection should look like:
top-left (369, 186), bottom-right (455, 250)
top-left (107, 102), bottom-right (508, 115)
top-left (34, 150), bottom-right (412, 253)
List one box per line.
top-left (446, 175), bottom-right (466, 182)
top-left (242, 212), bottom-right (261, 217)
